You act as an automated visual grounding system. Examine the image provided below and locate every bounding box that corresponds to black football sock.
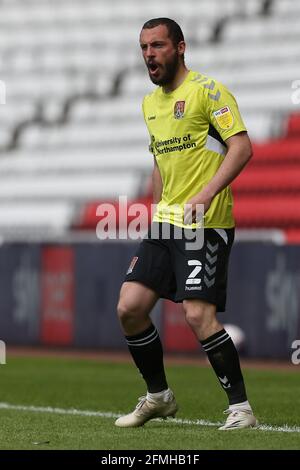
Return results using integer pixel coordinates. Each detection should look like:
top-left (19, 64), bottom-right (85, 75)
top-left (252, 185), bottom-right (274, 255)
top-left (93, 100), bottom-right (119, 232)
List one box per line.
top-left (125, 323), bottom-right (168, 393)
top-left (200, 328), bottom-right (247, 405)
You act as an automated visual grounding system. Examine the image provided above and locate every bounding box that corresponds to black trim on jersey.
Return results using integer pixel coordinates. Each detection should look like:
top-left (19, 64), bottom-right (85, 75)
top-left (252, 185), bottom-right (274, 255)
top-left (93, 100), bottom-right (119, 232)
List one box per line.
top-left (208, 124), bottom-right (227, 147)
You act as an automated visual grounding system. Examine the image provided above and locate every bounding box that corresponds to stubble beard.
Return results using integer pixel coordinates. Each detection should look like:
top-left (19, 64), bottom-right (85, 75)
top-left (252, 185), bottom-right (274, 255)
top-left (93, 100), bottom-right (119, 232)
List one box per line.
top-left (148, 52), bottom-right (180, 86)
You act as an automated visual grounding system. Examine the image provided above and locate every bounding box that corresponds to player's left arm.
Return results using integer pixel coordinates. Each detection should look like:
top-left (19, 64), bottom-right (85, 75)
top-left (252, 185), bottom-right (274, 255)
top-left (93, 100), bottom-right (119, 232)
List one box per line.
top-left (185, 83), bottom-right (252, 223)
top-left (208, 131), bottom-right (253, 201)
top-left (187, 131), bottom-right (252, 219)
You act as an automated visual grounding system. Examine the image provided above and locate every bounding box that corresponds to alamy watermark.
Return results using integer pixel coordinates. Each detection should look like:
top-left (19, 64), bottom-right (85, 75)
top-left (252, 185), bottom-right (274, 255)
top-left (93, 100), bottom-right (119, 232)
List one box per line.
top-left (291, 340), bottom-right (300, 365)
top-left (0, 340), bottom-right (6, 364)
top-left (95, 196), bottom-right (205, 250)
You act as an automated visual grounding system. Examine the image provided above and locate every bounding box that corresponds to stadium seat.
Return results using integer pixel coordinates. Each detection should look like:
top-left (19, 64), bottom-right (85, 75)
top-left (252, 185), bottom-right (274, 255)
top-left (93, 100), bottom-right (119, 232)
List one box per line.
top-left (284, 229), bottom-right (300, 244)
top-left (0, 148), bottom-right (152, 172)
top-left (234, 196), bottom-right (300, 227)
top-left (76, 196), bottom-right (153, 230)
top-left (0, 173), bottom-right (140, 200)
top-left (223, 17), bottom-right (300, 42)
top-left (190, 40), bottom-right (300, 68)
top-left (232, 166), bottom-right (300, 193)
top-left (0, 128), bottom-right (13, 149)
top-left (252, 139), bottom-right (300, 163)
top-left (71, 97), bottom-right (141, 123)
top-left (20, 122), bottom-right (148, 149)
top-left (286, 114), bottom-right (300, 138)
top-left (0, 202), bottom-right (74, 231)
top-left (273, 0), bottom-right (300, 15)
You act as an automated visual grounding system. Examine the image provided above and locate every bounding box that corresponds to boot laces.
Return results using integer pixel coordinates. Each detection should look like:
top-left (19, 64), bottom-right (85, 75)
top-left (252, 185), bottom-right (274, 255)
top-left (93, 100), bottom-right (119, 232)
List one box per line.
top-left (135, 396), bottom-right (147, 410)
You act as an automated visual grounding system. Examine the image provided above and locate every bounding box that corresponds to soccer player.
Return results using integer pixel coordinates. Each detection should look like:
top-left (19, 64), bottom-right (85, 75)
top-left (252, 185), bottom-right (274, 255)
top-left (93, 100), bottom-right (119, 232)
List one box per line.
top-left (115, 18), bottom-right (257, 430)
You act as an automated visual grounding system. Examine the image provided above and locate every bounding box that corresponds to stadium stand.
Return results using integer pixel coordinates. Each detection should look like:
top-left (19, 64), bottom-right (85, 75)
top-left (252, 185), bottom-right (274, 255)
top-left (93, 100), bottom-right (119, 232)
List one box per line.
top-left (0, 0), bottom-right (299, 238)
top-left (286, 113), bottom-right (300, 137)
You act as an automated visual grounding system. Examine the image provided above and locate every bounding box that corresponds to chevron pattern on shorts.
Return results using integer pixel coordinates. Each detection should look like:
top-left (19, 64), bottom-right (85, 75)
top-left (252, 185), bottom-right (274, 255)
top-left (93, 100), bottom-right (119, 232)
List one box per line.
top-left (204, 241), bottom-right (219, 288)
top-left (205, 252), bottom-right (217, 264)
top-left (205, 264), bottom-right (216, 277)
top-left (207, 241), bottom-right (219, 253)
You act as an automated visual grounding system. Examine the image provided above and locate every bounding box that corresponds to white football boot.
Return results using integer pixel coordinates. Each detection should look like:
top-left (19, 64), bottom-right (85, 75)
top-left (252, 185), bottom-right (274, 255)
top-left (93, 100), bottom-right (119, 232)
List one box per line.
top-left (115, 390), bottom-right (178, 428)
top-left (218, 408), bottom-right (258, 430)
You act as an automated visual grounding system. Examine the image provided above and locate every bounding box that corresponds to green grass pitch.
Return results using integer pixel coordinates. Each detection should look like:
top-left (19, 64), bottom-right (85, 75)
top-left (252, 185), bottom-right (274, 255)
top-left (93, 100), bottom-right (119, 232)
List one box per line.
top-left (0, 355), bottom-right (299, 450)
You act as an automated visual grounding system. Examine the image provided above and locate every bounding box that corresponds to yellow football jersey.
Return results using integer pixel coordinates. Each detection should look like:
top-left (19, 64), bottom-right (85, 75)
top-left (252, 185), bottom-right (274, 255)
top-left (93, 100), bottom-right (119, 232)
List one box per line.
top-left (142, 70), bottom-right (247, 228)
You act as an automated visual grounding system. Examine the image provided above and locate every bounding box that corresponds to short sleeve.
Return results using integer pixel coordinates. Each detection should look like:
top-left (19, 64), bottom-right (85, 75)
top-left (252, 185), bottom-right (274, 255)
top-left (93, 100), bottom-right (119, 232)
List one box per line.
top-left (203, 82), bottom-right (247, 141)
top-left (142, 97), bottom-right (155, 155)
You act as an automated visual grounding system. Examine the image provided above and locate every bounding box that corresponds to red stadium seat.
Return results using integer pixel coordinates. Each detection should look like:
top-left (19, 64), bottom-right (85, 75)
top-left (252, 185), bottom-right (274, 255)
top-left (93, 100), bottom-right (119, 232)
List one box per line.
top-left (234, 195), bottom-right (300, 227)
top-left (252, 139), bottom-right (300, 164)
top-left (284, 229), bottom-right (300, 244)
top-left (286, 113), bottom-right (300, 138)
top-left (75, 197), bottom-right (153, 230)
top-left (232, 165), bottom-right (300, 193)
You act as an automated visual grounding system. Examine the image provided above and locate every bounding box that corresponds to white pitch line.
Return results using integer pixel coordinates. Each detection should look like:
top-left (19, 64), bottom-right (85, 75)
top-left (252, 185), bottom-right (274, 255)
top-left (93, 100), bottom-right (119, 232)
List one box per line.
top-left (0, 402), bottom-right (299, 434)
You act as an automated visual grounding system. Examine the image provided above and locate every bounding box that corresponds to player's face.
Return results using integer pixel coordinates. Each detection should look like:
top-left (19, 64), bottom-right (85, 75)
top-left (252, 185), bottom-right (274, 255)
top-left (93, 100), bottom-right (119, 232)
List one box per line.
top-left (140, 25), bottom-right (181, 86)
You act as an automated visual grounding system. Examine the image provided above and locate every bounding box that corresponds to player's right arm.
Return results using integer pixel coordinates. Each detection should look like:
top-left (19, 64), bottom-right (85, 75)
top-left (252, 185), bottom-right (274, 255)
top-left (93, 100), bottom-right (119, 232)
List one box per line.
top-left (142, 96), bottom-right (162, 204)
top-left (152, 156), bottom-right (163, 204)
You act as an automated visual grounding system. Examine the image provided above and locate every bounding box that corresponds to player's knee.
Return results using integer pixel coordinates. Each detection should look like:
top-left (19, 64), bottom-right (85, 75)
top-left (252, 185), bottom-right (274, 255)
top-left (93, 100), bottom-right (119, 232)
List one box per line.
top-left (183, 301), bottom-right (215, 330)
top-left (184, 306), bottom-right (206, 329)
top-left (117, 299), bottom-right (140, 326)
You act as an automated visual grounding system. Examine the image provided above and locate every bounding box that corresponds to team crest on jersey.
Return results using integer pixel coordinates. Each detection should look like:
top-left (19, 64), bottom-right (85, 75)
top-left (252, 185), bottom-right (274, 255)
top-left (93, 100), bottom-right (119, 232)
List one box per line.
top-left (213, 106), bottom-right (234, 130)
top-left (174, 101), bottom-right (185, 119)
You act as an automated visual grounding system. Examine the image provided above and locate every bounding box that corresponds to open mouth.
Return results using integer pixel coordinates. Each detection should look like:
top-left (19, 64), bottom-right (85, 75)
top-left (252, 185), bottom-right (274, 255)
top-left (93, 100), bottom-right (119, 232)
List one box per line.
top-left (148, 62), bottom-right (160, 74)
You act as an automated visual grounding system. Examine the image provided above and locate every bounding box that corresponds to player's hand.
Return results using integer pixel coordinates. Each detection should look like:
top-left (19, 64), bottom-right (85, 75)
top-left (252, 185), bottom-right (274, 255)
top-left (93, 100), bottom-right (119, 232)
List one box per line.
top-left (184, 193), bottom-right (213, 225)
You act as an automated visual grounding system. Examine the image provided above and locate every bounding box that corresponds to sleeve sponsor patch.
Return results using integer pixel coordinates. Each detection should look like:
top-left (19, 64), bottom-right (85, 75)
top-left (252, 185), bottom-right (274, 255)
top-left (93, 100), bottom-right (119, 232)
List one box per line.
top-left (213, 106), bottom-right (234, 130)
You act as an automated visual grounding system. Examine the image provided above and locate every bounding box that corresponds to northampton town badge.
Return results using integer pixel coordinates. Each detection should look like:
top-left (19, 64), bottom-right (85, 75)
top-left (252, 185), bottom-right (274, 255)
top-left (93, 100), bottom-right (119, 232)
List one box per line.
top-left (174, 100), bottom-right (185, 119)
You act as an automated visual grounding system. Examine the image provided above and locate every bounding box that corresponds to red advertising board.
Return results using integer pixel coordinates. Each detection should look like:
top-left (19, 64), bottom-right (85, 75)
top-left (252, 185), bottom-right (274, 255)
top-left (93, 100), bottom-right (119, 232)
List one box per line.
top-left (40, 246), bottom-right (74, 345)
top-left (163, 300), bottom-right (199, 352)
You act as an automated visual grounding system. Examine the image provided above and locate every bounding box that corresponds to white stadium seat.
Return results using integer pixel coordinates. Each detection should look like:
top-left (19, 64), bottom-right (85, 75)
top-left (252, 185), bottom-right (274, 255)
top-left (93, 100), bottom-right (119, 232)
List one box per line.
top-left (0, 148), bottom-right (152, 173)
top-left (272, 0), bottom-right (300, 15)
top-left (0, 173), bottom-right (140, 200)
top-left (0, 202), bottom-right (74, 230)
top-left (0, 101), bottom-right (36, 126)
top-left (223, 16), bottom-right (300, 41)
top-left (19, 122), bottom-right (148, 149)
top-left (189, 40), bottom-right (300, 68)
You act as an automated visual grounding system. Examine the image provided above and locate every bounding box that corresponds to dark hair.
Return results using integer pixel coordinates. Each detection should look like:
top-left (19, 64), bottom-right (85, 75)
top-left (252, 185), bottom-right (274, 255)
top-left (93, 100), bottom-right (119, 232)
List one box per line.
top-left (142, 18), bottom-right (185, 47)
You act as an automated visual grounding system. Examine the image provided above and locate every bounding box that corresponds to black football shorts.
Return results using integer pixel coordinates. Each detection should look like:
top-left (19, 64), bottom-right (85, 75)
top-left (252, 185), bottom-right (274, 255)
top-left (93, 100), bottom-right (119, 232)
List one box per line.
top-left (124, 222), bottom-right (234, 312)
